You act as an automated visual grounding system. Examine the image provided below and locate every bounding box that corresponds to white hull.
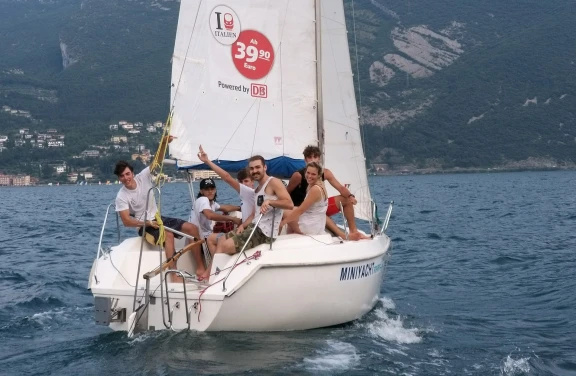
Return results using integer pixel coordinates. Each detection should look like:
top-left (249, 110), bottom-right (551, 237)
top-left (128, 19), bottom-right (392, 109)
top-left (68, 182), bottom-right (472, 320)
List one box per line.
top-left (89, 233), bottom-right (390, 332)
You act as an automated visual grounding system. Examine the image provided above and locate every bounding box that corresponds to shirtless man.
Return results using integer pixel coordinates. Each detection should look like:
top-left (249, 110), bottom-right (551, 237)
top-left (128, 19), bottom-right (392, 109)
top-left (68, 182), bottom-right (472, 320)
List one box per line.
top-left (114, 136), bottom-right (205, 279)
top-left (286, 145), bottom-right (369, 240)
top-left (199, 156), bottom-right (293, 279)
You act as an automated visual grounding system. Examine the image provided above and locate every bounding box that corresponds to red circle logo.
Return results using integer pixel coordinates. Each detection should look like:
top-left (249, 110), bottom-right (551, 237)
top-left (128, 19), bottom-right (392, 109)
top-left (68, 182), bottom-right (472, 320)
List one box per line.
top-left (231, 30), bottom-right (275, 80)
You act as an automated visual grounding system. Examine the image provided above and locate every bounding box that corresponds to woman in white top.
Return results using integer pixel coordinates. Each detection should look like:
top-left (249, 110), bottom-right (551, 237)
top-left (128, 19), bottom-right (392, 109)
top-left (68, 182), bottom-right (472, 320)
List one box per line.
top-left (280, 162), bottom-right (328, 235)
top-left (189, 179), bottom-right (242, 258)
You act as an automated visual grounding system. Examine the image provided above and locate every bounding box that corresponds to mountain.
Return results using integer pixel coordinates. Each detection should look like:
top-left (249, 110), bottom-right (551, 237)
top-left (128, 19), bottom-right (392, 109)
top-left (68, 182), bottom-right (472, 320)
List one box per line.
top-left (349, 0), bottom-right (576, 169)
top-left (1, 0), bottom-right (575, 172)
top-left (0, 0), bottom-right (178, 123)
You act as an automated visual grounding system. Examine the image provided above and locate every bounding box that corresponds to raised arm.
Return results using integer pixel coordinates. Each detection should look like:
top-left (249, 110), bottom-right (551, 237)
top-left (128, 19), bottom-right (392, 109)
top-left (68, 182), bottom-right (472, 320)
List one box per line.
top-left (286, 170), bottom-right (302, 193)
top-left (197, 145), bottom-right (241, 193)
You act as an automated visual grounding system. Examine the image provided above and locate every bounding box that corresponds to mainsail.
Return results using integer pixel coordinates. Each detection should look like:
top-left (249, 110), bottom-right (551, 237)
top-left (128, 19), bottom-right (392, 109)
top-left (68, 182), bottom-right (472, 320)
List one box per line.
top-left (169, 0), bottom-right (372, 219)
top-left (169, 0), bottom-right (318, 177)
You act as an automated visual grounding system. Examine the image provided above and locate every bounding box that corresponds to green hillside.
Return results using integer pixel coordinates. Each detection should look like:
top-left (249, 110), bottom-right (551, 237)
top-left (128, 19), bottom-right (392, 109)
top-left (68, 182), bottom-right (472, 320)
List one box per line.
top-left (1, 0), bottom-right (575, 175)
top-left (350, 0), bottom-right (576, 168)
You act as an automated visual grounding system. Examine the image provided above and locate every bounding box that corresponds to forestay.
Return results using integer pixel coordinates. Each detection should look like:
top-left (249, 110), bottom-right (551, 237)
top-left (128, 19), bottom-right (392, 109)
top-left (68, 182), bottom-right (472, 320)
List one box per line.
top-left (320, 0), bottom-right (372, 220)
top-left (169, 0), bottom-right (318, 177)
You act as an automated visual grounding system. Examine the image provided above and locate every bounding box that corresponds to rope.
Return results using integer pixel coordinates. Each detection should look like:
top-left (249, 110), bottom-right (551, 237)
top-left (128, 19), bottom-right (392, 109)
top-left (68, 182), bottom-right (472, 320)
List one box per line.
top-left (149, 113), bottom-right (174, 246)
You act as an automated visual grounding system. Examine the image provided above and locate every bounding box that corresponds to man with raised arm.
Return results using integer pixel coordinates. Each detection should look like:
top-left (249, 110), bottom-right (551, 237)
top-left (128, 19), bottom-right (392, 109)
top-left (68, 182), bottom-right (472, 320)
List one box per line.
top-left (286, 145), bottom-right (369, 241)
top-left (199, 155), bottom-right (293, 279)
top-left (114, 135), bottom-right (205, 280)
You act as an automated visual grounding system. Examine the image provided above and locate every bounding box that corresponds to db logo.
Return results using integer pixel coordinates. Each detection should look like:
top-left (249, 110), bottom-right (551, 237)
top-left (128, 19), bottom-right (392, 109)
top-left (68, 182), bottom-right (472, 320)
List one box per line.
top-left (251, 84), bottom-right (267, 98)
top-left (223, 13), bottom-right (234, 30)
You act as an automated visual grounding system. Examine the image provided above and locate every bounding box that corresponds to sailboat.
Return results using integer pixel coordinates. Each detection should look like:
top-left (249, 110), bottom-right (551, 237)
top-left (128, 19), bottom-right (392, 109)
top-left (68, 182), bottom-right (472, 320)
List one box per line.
top-left (88, 0), bottom-right (393, 334)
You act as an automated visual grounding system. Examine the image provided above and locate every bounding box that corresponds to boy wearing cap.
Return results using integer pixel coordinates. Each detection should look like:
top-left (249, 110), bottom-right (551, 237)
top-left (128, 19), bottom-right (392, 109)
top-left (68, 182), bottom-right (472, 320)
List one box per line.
top-left (189, 178), bottom-right (242, 264)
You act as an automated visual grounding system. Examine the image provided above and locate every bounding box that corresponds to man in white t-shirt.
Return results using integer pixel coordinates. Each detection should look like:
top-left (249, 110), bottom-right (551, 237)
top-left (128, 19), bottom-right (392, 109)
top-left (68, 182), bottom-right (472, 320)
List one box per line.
top-left (114, 158), bottom-right (205, 279)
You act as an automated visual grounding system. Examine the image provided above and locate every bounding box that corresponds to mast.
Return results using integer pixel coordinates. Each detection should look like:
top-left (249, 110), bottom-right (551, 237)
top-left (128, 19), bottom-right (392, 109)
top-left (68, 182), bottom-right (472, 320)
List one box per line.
top-left (314, 0), bottom-right (325, 164)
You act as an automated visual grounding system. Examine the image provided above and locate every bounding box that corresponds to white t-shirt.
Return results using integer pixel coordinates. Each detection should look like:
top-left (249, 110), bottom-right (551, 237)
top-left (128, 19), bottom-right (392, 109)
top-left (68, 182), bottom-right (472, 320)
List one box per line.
top-left (239, 184), bottom-right (255, 222)
top-left (189, 197), bottom-right (220, 239)
top-left (115, 167), bottom-right (157, 221)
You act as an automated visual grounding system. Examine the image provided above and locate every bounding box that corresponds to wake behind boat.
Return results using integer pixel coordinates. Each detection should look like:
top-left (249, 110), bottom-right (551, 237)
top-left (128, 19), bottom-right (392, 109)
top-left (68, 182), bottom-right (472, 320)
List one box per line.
top-left (88, 0), bottom-right (393, 334)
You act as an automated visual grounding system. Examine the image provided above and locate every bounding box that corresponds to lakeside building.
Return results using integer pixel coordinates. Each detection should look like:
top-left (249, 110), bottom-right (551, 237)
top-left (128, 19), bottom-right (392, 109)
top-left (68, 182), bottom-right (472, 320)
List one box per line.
top-left (111, 136), bottom-right (128, 144)
top-left (67, 173), bottom-right (78, 183)
top-left (48, 140), bottom-right (65, 148)
top-left (81, 150), bottom-right (101, 158)
top-left (0, 174), bottom-right (31, 186)
top-left (192, 170), bottom-right (220, 180)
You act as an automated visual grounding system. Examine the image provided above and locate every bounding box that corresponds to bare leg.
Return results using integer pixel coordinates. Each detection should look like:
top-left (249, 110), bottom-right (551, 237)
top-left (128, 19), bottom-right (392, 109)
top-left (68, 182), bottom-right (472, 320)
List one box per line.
top-left (164, 232), bottom-right (182, 283)
top-left (200, 234), bottom-right (226, 279)
top-left (216, 237), bottom-right (238, 255)
top-left (199, 233), bottom-right (219, 279)
top-left (207, 233), bottom-right (218, 255)
top-left (329, 196), bottom-right (370, 240)
top-left (325, 216), bottom-right (346, 239)
top-left (182, 222), bottom-right (205, 276)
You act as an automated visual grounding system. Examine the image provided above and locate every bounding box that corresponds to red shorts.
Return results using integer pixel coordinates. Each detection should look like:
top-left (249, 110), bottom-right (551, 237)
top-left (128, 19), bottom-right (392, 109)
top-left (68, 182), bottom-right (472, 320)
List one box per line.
top-left (326, 196), bottom-right (340, 217)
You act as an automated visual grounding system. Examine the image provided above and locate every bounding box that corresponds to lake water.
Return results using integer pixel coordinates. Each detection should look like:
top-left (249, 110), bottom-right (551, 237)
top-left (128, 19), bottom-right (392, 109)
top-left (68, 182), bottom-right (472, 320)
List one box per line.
top-left (1, 171), bottom-right (575, 375)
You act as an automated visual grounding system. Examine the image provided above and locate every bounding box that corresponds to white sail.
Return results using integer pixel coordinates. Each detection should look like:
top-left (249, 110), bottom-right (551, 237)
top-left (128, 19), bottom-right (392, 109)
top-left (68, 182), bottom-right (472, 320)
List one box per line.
top-left (320, 0), bottom-right (372, 220)
top-left (170, 0), bottom-right (318, 176)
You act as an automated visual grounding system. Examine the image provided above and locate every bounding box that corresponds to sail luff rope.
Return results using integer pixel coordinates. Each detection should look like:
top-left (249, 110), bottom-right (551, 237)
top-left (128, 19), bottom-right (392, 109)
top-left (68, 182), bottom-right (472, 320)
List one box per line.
top-left (350, 0), bottom-right (367, 152)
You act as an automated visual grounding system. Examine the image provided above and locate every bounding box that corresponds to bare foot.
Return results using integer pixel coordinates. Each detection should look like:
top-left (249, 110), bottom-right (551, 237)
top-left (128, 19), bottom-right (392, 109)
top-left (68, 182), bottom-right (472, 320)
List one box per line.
top-left (195, 268), bottom-right (206, 279)
top-left (348, 231), bottom-right (370, 241)
top-left (170, 274), bottom-right (184, 284)
top-left (199, 269), bottom-right (211, 282)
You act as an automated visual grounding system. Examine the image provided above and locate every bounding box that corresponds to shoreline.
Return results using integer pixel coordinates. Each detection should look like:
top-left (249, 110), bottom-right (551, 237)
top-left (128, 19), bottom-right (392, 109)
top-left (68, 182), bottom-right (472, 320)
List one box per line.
top-left (373, 165), bottom-right (576, 176)
top-left (2, 166), bottom-right (575, 187)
